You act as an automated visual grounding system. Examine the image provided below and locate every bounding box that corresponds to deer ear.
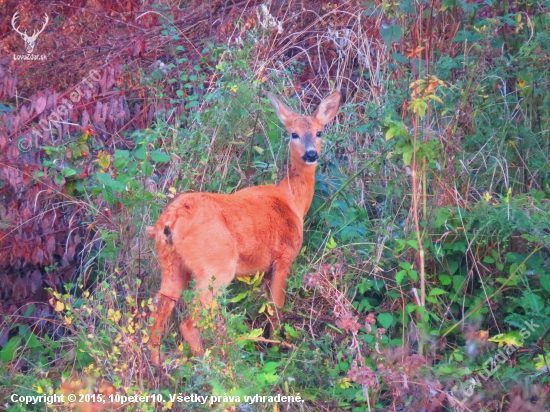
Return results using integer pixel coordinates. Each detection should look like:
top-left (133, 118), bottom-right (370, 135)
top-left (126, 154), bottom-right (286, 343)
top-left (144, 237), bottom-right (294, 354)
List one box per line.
top-left (313, 91), bottom-right (341, 125)
top-left (267, 92), bottom-right (297, 128)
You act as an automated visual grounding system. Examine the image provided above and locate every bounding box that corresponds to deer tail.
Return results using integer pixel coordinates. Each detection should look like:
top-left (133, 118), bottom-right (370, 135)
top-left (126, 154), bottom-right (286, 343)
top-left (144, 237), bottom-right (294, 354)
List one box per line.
top-left (146, 225), bottom-right (174, 245)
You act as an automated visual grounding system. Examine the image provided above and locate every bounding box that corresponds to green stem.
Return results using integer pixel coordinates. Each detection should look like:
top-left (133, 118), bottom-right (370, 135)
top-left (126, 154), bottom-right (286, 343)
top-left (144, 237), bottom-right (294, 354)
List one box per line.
top-left (451, 59), bottom-right (479, 138)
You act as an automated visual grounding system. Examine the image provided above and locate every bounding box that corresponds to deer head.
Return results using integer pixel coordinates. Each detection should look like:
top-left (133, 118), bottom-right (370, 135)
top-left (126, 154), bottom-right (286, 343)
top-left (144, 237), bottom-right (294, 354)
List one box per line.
top-left (12, 12), bottom-right (49, 54)
top-left (267, 91), bottom-right (341, 166)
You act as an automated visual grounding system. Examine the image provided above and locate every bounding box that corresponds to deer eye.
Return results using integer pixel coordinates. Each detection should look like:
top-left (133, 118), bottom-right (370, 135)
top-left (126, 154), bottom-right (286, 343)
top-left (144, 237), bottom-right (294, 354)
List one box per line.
top-left (316, 131), bottom-right (322, 137)
top-left (291, 133), bottom-right (299, 139)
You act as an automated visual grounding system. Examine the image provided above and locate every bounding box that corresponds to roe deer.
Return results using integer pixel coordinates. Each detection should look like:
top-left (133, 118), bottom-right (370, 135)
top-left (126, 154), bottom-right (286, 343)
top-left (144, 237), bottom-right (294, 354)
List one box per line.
top-left (147, 91), bottom-right (341, 365)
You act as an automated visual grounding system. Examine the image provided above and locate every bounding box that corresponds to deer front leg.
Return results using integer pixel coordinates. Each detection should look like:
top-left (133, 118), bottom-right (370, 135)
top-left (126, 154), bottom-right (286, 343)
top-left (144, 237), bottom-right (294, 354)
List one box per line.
top-left (270, 259), bottom-right (291, 308)
top-left (266, 259), bottom-right (292, 342)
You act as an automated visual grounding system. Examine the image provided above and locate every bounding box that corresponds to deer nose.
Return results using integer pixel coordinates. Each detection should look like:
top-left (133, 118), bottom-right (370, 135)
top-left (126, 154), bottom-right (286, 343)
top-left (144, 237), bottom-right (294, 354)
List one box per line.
top-left (303, 150), bottom-right (318, 163)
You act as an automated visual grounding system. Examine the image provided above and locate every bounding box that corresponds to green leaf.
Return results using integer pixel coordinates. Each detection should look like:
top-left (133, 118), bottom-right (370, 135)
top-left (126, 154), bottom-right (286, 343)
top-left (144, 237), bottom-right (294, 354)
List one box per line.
top-left (262, 362), bottom-right (279, 372)
top-left (64, 168), bottom-right (77, 177)
top-left (96, 172), bottom-right (112, 185)
top-left (434, 207), bottom-right (451, 229)
top-left (0, 102), bottom-right (14, 114)
top-left (103, 186), bottom-right (115, 204)
top-left (405, 303), bottom-right (416, 313)
top-left (452, 275), bottom-right (466, 293)
top-left (116, 173), bottom-right (132, 185)
top-left (402, 147), bottom-right (413, 166)
top-left (535, 353), bottom-right (550, 370)
top-left (326, 237), bottom-right (337, 250)
top-left (426, 94), bottom-right (443, 104)
top-left (392, 52), bottom-right (409, 63)
top-left (395, 270), bottom-right (406, 285)
top-left (357, 298), bottom-right (373, 312)
top-left (448, 260), bottom-right (459, 275)
top-left (142, 161), bottom-right (153, 176)
top-left (399, 261), bottom-right (412, 270)
top-left (452, 30), bottom-right (481, 43)
top-left (439, 275), bottom-right (452, 285)
top-left (410, 99), bottom-right (428, 117)
top-left (489, 331), bottom-right (524, 347)
top-left (377, 312), bottom-right (394, 329)
top-left (399, 0), bottom-right (415, 13)
top-left (406, 239), bottom-right (418, 250)
top-left (247, 328), bottom-right (263, 338)
top-left (483, 256), bottom-right (495, 264)
top-left (24, 305), bottom-right (35, 317)
top-left (284, 324), bottom-right (299, 338)
top-left (110, 180), bottom-right (125, 192)
top-left (0, 336), bottom-right (22, 363)
top-left (252, 272), bottom-right (264, 287)
top-left (429, 288), bottom-right (447, 296)
top-left (230, 292), bottom-right (249, 303)
top-left (97, 172), bottom-right (125, 191)
top-left (27, 333), bottom-right (43, 351)
top-left (540, 275), bottom-right (550, 293)
top-left (134, 144), bottom-right (147, 160)
top-left (380, 24), bottom-right (403, 47)
top-left (151, 151), bottom-right (171, 163)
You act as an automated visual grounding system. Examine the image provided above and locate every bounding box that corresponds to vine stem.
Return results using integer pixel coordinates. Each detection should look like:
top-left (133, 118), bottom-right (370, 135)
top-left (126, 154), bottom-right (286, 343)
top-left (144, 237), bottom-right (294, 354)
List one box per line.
top-left (408, 40), bottom-right (427, 355)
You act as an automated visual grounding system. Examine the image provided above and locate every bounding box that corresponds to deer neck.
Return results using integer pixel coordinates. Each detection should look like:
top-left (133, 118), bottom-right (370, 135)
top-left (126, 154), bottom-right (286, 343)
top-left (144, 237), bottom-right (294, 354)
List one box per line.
top-left (280, 151), bottom-right (317, 218)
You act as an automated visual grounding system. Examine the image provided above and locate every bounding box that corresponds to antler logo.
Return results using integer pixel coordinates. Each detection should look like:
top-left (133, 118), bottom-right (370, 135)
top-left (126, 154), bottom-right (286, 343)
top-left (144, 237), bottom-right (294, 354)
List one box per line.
top-left (11, 12), bottom-right (49, 54)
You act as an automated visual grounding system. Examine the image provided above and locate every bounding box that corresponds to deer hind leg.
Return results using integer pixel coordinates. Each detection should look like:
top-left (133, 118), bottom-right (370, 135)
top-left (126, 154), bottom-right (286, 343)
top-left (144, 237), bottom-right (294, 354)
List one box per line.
top-left (176, 227), bottom-right (237, 356)
top-left (150, 255), bottom-right (190, 367)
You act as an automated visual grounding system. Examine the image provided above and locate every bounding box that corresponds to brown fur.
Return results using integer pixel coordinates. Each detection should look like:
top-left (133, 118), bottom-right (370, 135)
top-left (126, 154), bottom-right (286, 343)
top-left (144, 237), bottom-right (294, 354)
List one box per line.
top-left (147, 91), bottom-right (341, 365)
